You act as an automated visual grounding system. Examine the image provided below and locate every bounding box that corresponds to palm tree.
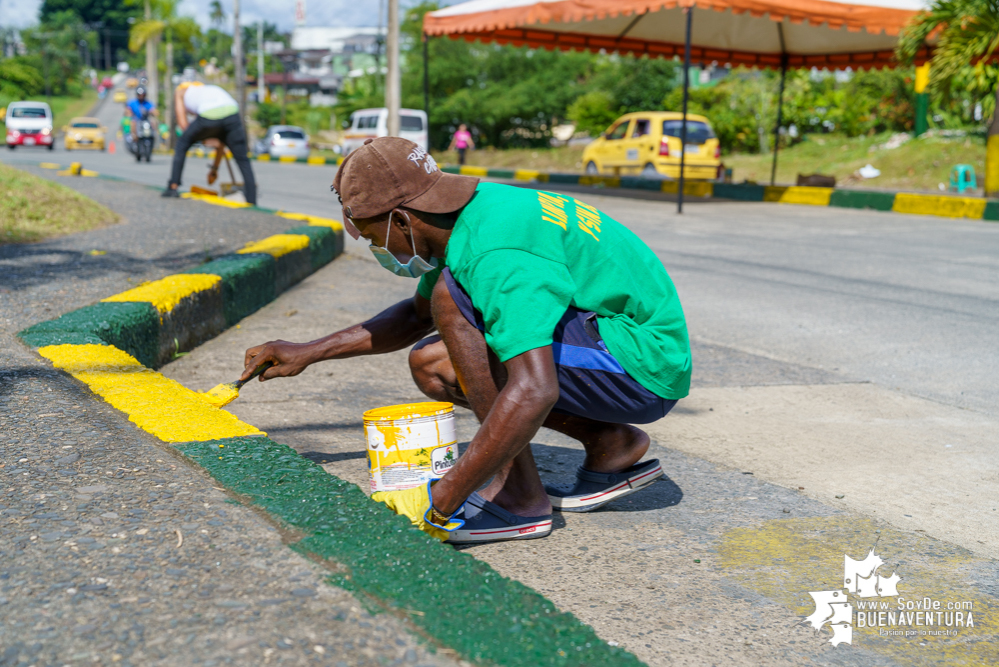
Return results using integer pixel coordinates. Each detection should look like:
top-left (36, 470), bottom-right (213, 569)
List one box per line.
top-left (897, 0), bottom-right (999, 196)
top-left (129, 0), bottom-right (200, 144)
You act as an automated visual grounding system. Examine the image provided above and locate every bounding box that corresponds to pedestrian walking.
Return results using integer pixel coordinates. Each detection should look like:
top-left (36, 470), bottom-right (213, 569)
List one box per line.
top-left (448, 124), bottom-right (474, 165)
top-left (162, 82), bottom-right (257, 205)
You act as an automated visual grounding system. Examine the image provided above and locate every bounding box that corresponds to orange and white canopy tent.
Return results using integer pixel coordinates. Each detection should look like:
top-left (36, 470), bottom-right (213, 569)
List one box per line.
top-left (423, 0), bottom-right (933, 70)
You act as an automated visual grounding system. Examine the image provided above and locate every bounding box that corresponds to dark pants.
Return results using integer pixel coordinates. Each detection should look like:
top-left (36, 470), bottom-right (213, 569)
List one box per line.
top-left (169, 114), bottom-right (257, 205)
top-left (457, 147), bottom-right (467, 165)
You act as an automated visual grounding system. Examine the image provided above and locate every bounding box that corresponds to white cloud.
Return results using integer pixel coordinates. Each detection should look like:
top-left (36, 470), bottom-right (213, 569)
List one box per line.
top-left (3, 0), bottom-right (43, 28)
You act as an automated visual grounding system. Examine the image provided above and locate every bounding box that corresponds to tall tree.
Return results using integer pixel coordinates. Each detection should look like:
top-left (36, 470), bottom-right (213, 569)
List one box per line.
top-left (39, 0), bottom-right (141, 68)
top-left (898, 0), bottom-right (999, 195)
top-left (129, 0), bottom-right (200, 105)
top-left (209, 0), bottom-right (225, 61)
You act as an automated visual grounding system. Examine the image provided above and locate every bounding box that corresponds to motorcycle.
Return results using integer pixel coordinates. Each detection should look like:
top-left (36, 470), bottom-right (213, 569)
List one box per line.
top-left (132, 111), bottom-right (155, 162)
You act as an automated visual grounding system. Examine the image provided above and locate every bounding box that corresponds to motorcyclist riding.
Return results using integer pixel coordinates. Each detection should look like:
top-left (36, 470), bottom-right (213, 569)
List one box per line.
top-left (127, 87), bottom-right (157, 139)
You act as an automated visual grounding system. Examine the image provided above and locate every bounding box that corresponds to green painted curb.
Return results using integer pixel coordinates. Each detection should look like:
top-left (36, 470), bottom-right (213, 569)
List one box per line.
top-left (487, 168), bottom-right (516, 179)
top-left (547, 173), bottom-right (582, 185)
top-left (442, 165), bottom-right (460, 174)
top-left (186, 253), bottom-right (277, 327)
top-left (982, 200), bottom-right (999, 221)
top-left (712, 183), bottom-right (765, 201)
top-left (18, 301), bottom-right (160, 367)
top-left (829, 189), bottom-right (896, 211)
top-left (18, 217), bottom-right (344, 368)
top-left (179, 436), bottom-right (642, 667)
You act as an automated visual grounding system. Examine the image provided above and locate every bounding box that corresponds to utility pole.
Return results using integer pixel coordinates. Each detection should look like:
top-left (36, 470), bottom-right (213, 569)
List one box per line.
top-left (233, 0), bottom-right (246, 127)
top-left (144, 0), bottom-right (158, 104)
top-left (257, 22), bottom-right (265, 104)
top-left (104, 29), bottom-right (111, 71)
top-left (386, 0), bottom-right (400, 136)
top-left (165, 26), bottom-right (174, 148)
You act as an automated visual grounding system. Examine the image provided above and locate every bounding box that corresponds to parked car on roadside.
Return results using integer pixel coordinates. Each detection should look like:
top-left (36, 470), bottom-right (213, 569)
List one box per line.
top-left (64, 117), bottom-right (107, 151)
top-left (5, 101), bottom-right (54, 151)
top-left (582, 111), bottom-right (721, 180)
top-left (254, 125), bottom-right (310, 160)
top-left (341, 108), bottom-right (429, 156)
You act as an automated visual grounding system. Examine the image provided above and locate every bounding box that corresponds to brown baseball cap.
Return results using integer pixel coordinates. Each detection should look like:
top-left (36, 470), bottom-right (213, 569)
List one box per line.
top-left (332, 137), bottom-right (478, 234)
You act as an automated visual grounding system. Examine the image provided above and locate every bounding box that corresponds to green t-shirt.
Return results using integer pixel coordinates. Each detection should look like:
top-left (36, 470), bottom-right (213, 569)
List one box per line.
top-left (417, 182), bottom-right (691, 399)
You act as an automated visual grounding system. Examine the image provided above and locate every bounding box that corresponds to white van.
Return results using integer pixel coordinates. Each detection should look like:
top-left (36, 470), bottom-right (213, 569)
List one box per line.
top-left (5, 101), bottom-right (54, 150)
top-left (341, 108), bottom-right (428, 155)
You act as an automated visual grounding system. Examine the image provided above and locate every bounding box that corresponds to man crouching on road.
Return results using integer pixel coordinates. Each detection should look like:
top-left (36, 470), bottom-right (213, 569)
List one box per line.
top-left (240, 137), bottom-right (691, 546)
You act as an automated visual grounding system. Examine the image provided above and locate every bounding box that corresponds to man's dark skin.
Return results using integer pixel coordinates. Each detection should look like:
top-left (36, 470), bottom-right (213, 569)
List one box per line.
top-left (241, 207), bottom-right (651, 517)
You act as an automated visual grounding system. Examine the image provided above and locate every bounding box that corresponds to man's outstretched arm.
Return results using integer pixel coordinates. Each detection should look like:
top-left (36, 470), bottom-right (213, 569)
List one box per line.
top-left (240, 293), bottom-right (435, 382)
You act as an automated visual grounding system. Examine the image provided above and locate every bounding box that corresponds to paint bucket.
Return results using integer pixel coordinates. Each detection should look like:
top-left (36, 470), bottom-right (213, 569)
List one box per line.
top-left (364, 402), bottom-right (458, 493)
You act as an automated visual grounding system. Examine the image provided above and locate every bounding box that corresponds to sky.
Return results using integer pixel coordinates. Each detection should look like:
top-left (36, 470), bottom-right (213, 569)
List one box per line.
top-left (2, 0), bottom-right (457, 31)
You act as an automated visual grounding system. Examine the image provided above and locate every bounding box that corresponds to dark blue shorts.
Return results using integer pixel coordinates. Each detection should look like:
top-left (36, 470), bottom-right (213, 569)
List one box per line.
top-left (442, 268), bottom-right (676, 425)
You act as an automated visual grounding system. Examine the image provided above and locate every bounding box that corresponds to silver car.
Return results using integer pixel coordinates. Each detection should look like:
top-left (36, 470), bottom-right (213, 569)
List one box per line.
top-left (255, 125), bottom-right (310, 160)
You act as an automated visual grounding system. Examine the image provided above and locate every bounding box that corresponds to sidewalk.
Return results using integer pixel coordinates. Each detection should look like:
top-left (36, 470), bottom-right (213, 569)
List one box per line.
top-left (0, 174), bottom-right (459, 666)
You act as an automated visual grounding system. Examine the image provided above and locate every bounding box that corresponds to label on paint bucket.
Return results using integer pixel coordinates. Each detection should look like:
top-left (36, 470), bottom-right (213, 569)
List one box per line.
top-left (364, 402), bottom-right (457, 493)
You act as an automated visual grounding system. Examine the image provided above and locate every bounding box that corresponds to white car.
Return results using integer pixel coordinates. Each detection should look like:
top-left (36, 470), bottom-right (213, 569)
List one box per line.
top-left (255, 125), bottom-right (310, 160)
top-left (5, 101), bottom-right (54, 150)
top-left (341, 108), bottom-right (429, 156)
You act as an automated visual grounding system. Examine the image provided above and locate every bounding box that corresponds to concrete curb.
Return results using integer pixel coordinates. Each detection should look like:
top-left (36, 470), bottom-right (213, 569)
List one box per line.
top-left (180, 146), bottom-right (345, 167)
top-left (442, 165), bottom-right (999, 222)
top-left (15, 195), bottom-right (638, 665)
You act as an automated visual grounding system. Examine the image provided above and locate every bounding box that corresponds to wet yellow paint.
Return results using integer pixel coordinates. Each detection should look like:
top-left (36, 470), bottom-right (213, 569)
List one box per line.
top-left (276, 211), bottom-right (344, 231)
top-left (237, 233), bottom-right (310, 258)
top-left (201, 382), bottom-right (240, 408)
top-left (38, 344), bottom-right (263, 443)
top-left (180, 192), bottom-right (251, 209)
top-left (718, 516), bottom-right (998, 665)
top-left (363, 402), bottom-right (453, 422)
top-left (102, 274), bottom-right (221, 314)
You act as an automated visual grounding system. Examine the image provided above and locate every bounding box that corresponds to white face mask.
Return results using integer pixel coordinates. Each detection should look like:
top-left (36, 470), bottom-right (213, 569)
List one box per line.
top-left (367, 210), bottom-right (439, 279)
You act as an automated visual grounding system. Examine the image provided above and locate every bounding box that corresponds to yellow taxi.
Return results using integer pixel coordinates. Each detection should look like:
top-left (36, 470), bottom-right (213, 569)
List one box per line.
top-left (113, 90), bottom-right (127, 103)
top-left (63, 117), bottom-right (107, 151)
top-left (582, 111), bottom-right (721, 179)
top-left (126, 77), bottom-right (139, 88)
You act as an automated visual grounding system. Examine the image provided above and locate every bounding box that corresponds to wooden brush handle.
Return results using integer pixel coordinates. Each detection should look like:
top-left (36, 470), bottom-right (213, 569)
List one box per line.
top-left (236, 361), bottom-right (274, 390)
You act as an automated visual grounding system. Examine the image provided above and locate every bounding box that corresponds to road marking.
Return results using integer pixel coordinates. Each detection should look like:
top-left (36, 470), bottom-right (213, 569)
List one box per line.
top-left (37, 344), bottom-right (263, 442)
top-left (102, 274), bottom-right (221, 315)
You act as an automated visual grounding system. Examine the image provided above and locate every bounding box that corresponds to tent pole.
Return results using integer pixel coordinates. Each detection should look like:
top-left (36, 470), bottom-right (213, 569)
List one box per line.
top-left (771, 25), bottom-right (788, 186)
top-left (678, 5), bottom-right (693, 214)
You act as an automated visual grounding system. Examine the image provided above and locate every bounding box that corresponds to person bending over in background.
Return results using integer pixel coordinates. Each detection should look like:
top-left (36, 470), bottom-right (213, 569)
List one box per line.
top-left (162, 81), bottom-right (257, 205)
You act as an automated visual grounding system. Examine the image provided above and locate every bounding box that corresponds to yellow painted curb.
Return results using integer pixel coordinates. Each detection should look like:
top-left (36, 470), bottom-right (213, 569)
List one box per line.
top-left (764, 186), bottom-right (833, 206)
top-left (662, 181), bottom-right (714, 197)
top-left (459, 165), bottom-right (489, 177)
top-left (276, 211), bottom-right (344, 231)
top-left (180, 192), bottom-right (251, 208)
top-left (256, 154), bottom-right (270, 161)
top-left (102, 274), bottom-right (222, 315)
top-left (279, 155), bottom-right (298, 163)
top-left (39, 162), bottom-right (61, 169)
top-left (892, 193), bottom-right (987, 219)
top-left (38, 344), bottom-right (263, 443)
top-left (579, 175), bottom-right (621, 188)
top-left (238, 233), bottom-right (311, 258)
top-left (514, 169), bottom-right (541, 181)
top-left (306, 156), bottom-right (326, 166)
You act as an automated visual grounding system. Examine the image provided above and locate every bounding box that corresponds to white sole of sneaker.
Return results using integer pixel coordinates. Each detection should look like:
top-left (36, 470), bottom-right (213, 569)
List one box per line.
top-left (447, 519), bottom-right (553, 545)
top-left (549, 463), bottom-right (664, 512)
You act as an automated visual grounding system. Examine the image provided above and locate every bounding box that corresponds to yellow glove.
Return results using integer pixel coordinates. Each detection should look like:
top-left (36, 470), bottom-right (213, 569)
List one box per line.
top-left (371, 481), bottom-right (464, 541)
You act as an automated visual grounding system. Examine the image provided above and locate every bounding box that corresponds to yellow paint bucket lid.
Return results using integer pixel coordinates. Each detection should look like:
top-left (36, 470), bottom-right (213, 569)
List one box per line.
top-left (363, 401), bottom-right (454, 423)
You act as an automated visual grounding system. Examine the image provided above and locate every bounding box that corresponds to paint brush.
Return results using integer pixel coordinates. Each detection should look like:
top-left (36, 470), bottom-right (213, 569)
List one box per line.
top-left (200, 362), bottom-right (274, 408)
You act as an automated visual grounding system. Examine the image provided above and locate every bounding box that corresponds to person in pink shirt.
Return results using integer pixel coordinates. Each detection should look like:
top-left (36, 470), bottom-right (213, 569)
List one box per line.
top-left (448, 124), bottom-right (475, 165)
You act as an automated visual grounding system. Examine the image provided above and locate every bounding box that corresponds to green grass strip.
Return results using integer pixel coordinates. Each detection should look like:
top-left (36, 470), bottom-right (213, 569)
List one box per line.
top-left (178, 436), bottom-right (642, 667)
top-left (18, 301), bottom-right (160, 367)
top-left (185, 253), bottom-right (277, 327)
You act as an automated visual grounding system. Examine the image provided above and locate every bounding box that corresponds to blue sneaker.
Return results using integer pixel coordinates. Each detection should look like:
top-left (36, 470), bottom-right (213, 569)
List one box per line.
top-left (545, 459), bottom-right (664, 512)
top-left (446, 493), bottom-right (552, 545)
